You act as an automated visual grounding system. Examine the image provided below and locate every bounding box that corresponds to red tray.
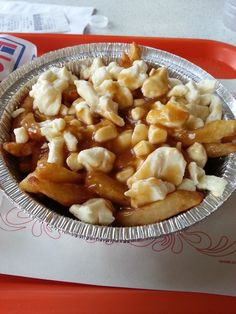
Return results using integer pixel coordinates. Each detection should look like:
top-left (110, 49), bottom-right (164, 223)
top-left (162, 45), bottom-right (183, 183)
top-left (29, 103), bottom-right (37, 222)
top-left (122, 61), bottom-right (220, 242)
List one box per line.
top-left (0, 34), bottom-right (236, 314)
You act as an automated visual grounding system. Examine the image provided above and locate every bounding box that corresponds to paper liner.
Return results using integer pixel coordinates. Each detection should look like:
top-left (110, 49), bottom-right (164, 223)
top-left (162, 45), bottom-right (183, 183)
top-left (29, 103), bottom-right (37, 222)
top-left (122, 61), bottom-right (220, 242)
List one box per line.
top-left (0, 43), bottom-right (236, 242)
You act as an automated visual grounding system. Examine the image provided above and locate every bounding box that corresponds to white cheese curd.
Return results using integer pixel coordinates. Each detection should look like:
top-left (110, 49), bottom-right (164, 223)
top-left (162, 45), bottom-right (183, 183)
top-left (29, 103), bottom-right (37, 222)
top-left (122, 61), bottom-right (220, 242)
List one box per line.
top-left (97, 96), bottom-right (125, 126)
top-left (197, 79), bottom-right (216, 94)
top-left (168, 78), bottom-right (183, 87)
top-left (177, 178), bottom-right (196, 191)
top-left (197, 175), bottom-right (227, 197)
top-left (77, 147), bottom-right (115, 172)
top-left (185, 81), bottom-right (200, 104)
top-left (47, 137), bottom-right (65, 165)
top-left (40, 118), bottom-right (66, 141)
top-left (30, 67), bottom-right (75, 116)
top-left (95, 79), bottom-right (116, 97)
top-left (74, 80), bottom-right (99, 111)
top-left (14, 127), bottom-right (29, 144)
top-left (125, 177), bottom-right (170, 208)
top-left (80, 57), bottom-right (104, 80)
top-left (118, 60), bottom-right (148, 91)
top-left (199, 93), bottom-right (212, 106)
top-left (69, 198), bottom-right (115, 225)
top-left (186, 103), bottom-right (210, 121)
top-left (142, 67), bottom-right (169, 98)
top-left (205, 95), bottom-right (222, 123)
top-left (106, 61), bottom-right (123, 79)
top-left (75, 101), bottom-right (93, 125)
top-left (188, 161), bottom-right (205, 185)
top-left (96, 80), bottom-right (133, 109)
top-left (167, 84), bottom-right (188, 98)
top-left (184, 115), bottom-right (204, 130)
top-left (127, 147), bottom-right (187, 187)
top-left (186, 142), bottom-right (208, 168)
top-left (63, 131), bottom-right (78, 152)
top-left (91, 66), bottom-right (112, 87)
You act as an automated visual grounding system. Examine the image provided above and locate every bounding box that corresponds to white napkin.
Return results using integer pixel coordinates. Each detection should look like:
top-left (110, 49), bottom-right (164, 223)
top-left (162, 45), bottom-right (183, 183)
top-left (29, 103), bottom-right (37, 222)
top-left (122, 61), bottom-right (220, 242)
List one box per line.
top-left (0, 1), bottom-right (94, 34)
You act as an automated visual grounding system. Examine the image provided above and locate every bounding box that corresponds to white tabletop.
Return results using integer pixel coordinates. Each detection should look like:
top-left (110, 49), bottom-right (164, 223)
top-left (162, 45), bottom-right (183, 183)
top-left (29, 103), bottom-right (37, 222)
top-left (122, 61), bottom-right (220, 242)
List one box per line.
top-left (3, 0), bottom-right (235, 46)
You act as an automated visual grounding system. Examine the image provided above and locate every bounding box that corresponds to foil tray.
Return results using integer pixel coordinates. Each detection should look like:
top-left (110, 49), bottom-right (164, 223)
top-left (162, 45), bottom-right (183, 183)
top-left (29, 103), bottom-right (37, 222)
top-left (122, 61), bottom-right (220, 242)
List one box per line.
top-left (0, 43), bottom-right (236, 242)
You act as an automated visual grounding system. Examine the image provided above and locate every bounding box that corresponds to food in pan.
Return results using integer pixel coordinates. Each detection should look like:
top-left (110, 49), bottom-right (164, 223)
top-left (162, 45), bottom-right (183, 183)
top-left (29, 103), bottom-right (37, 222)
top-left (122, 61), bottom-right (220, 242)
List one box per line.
top-left (3, 43), bottom-right (236, 226)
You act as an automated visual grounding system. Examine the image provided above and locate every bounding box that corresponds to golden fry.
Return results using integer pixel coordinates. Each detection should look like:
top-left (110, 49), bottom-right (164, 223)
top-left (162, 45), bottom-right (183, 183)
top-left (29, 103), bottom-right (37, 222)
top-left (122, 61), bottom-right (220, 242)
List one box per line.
top-left (204, 142), bottom-right (236, 157)
top-left (3, 142), bottom-right (33, 157)
top-left (35, 161), bottom-right (84, 183)
top-left (170, 120), bottom-right (236, 146)
top-left (115, 190), bottom-right (204, 226)
top-left (19, 173), bottom-right (39, 193)
top-left (86, 171), bottom-right (129, 206)
top-left (20, 175), bottom-right (92, 206)
top-left (128, 42), bottom-right (141, 62)
top-left (119, 52), bottom-right (132, 68)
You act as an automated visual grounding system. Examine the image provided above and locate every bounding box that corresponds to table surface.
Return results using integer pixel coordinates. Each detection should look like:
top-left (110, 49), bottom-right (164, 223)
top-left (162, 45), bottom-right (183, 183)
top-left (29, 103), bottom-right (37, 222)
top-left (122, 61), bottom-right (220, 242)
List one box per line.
top-left (3, 0), bottom-right (236, 46)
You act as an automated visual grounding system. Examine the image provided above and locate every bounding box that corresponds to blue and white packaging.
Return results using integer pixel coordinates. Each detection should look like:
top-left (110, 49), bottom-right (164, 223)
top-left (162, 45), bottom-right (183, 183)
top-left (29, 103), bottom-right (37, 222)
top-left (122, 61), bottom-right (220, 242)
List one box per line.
top-left (0, 34), bottom-right (37, 81)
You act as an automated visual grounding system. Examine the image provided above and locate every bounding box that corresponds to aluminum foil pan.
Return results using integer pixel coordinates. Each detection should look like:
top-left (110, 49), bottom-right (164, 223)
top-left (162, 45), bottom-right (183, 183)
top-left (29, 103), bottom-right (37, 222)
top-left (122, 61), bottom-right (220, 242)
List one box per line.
top-left (0, 43), bottom-right (236, 242)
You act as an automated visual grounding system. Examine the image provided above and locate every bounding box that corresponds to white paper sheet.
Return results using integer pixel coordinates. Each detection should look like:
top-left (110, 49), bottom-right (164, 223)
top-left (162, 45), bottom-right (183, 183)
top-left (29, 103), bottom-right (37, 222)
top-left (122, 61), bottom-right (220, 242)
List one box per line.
top-left (0, 1), bottom-right (94, 34)
top-left (0, 80), bottom-right (235, 296)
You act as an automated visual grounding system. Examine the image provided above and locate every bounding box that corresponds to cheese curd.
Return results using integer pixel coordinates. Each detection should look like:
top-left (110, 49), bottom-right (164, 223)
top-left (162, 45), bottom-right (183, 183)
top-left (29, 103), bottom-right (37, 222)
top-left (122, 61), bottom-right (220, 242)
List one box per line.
top-left (142, 67), bottom-right (169, 98)
top-left (186, 142), bottom-right (207, 168)
top-left (128, 147), bottom-right (187, 187)
top-left (125, 177), bottom-right (171, 208)
top-left (69, 198), bottom-right (115, 225)
top-left (80, 57), bottom-right (104, 80)
top-left (40, 118), bottom-right (66, 141)
top-left (188, 162), bottom-right (205, 185)
top-left (14, 126), bottom-right (29, 144)
top-left (91, 66), bottom-right (112, 87)
top-left (146, 101), bottom-right (189, 128)
top-left (197, 175), bottom-right (227, 197)
top-left (47, 137), bottom-right (65, 165)
top-left (118, 60), bottom-right (148, 90)
top-left (77, 147), bottom-right (115, 172)
top-left (177, 178), bottom-right (196, 191)
top-left (74, 80), bottom-right (99, 111)
top-left (97, 96), bottom-right (125, 126)
top-left (63, 131), bottom-right (78, 152)
top-left (30, 67), bottom-right (76, 116)
top-left (206, 95), bottom-right (222, 123)
top-left (75, 101), bottom-right (93, 125)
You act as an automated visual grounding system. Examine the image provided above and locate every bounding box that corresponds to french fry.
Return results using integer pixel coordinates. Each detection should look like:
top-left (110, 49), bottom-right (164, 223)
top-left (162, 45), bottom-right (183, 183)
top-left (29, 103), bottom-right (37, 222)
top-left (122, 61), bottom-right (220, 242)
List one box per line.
top-left (204, 142), bottom-right (236, 157)
top-left (115, 190), bottom-right (204, 226)
top-left (86, 171), bottom-right (129, 206)
top-left (128, 42), bottom-right (141, 62)
top-left (20, 175), bottom-right (92, 206)
top-left (35, 161), bottom-right (84, 183)
top-left (3, 142), bottom-right (33, 157)
top-left (19, 173), bottom-right (39, 193)
top-left (119, 52), bottom-right (132, 68)
top-left (170, 120), bottom-right (236, 146)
